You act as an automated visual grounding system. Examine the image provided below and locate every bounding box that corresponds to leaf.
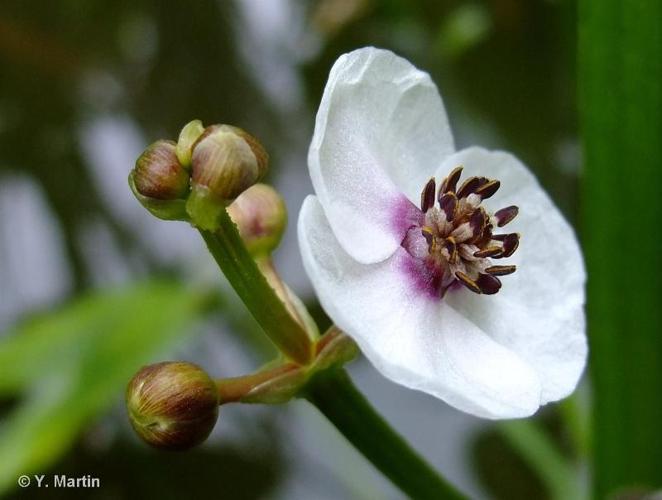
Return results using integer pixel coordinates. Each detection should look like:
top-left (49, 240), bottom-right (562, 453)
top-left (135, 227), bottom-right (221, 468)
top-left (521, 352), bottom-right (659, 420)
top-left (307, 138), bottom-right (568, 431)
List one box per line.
top-left (0, 281), bottom-right (204, 493)
top-left (579, 0), bottom-right (662, 496)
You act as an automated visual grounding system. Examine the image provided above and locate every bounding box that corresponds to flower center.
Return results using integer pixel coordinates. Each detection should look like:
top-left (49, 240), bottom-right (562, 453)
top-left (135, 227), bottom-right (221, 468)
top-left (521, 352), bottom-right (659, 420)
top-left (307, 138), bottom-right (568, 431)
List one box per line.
top-left (401, 166), bottom-right (520, 297)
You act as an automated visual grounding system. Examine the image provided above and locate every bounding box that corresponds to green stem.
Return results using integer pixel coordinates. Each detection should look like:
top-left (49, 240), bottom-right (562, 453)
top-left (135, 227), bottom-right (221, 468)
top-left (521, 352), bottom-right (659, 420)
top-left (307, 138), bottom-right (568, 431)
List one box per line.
top-left (306, 370), bottom-right (466, 500)
top-left (199, 209), bottom-right (313, 365)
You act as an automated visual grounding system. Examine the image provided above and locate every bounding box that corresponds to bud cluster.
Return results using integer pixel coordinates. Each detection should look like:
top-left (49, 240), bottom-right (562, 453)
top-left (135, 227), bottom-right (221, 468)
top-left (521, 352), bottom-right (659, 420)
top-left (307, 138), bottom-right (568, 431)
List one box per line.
top-left (129, 120), bottom-right (270, 231)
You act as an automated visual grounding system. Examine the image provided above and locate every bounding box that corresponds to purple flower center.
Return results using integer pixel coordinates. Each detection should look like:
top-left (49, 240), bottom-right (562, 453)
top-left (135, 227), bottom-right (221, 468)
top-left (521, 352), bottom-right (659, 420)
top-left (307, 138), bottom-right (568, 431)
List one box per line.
top-left (400, 166), bottom-right (520, 299)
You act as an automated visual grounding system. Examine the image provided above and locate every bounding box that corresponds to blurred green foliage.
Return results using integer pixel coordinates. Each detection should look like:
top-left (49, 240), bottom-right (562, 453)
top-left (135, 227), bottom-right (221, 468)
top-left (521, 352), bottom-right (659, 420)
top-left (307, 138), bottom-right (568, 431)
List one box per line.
top-left (0, 282), bottom-right (204, 493)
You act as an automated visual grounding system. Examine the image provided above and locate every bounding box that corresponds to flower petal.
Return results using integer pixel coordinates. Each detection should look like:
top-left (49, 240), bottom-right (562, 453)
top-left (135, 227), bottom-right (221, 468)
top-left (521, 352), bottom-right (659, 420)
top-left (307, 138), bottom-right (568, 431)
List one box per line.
top-left (299, 195), bottom-right (542, 419)
top-left (309, 47), bottom-right (454, 264)
top-left (438, 147), bottom-right (587, 404)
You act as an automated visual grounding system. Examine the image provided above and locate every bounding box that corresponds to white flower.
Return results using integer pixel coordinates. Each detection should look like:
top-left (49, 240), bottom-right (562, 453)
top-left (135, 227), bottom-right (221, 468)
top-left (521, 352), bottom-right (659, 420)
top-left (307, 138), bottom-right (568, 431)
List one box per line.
top-left (297, 47), bottom-right (586, 419)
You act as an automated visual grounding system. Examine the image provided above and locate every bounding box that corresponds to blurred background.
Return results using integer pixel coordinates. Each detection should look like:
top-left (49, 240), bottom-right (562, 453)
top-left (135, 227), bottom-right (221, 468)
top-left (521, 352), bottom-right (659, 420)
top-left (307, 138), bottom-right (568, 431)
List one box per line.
top-left (0, 0), bottom-right (591, 498)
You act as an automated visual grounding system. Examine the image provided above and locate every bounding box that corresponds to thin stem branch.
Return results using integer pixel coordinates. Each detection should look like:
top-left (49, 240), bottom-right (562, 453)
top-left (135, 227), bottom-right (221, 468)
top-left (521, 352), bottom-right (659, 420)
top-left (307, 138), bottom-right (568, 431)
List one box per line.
top-left (216, 363), bottom-right (298, 403)
top-left (199, 208), bottom-right (313, 365)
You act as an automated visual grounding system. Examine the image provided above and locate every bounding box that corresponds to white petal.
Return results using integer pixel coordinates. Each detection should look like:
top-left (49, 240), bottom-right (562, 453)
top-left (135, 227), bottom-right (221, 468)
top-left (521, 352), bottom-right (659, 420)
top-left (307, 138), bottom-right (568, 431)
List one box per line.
top-left (438, 147), bottom-right (587, 404)
top-left (309, 47), bottom-right (454, 264)
top-left (299, 195), bottom-right (542, 419)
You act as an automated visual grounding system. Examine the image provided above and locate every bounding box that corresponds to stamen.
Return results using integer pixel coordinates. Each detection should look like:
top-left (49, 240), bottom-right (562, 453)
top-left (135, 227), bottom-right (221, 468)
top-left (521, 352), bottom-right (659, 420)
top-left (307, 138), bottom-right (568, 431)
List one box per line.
top-left (469, 207), bottom-right (488, 239)
top-left (404, 170), bottom-right (521, 299)
top-left (475, 180), bottom-right (500, 199)
top-left (451, 222), bottom-right (473, 242)
top-left (473, 246), bottom-right (503, 258)
top-left (439, 166), bottom-right (463, 195)
top-left (494, 206), bottom-right (519, 227)
top-left (485, 265), bottom-right (517, 276)
top-left (421, 227), bottom-right (434, 247)
top-left (499, 233), bottom-right (520, 258)
top-left (476, 273), bottom-right (502, 295)
top-left (455, 271), bottom-right (482, 294)
top-left (459, 244), bottom-right (480, 261)
top-left (443, 237), bottom-right (458, 264)
top-left (420, 178), bottom-right (436, 212)
top-left (439, 192), bottom-right (458, 221)
top-left (456, 176), bottom-right (482, 199)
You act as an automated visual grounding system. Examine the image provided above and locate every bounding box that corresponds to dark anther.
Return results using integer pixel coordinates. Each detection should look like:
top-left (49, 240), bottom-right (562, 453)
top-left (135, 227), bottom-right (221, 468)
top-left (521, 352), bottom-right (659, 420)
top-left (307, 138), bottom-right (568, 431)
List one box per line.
top-left (494, 205), bottom-right (519, 227)
top-left (476, 273), bottom-right (502, 295)
top-left (469, 207), bottom-right (488, 238)
top-left (420, 178), bottom-right (436, 212)
top-left (455, 271), bottom-right (482, 294)
top-left (421, 227), bottom-right (434, 247)
top-left (485, 265), bottom-right (516, 276)
top-left (475, 180), bottom-right (500, 200)
top-left (439, 192), bottom-right (458, 221)
top-left (474, 246), bottom-right (503, 258)
top-left (439, 166), bottom-right (463, 195)
top-left (456, 176), bottom-right (482, 199)
top-left (444, 237), bottom-right (458, 264)
top-left (500, 233), bottom-right (520, 258)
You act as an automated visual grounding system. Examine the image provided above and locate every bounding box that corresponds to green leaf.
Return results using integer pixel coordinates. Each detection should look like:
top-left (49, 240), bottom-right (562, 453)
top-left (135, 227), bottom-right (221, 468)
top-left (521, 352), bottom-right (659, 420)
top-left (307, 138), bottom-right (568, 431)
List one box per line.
top-left (579, 0), bottom-right (662, 496)
top-left (0, 282), bottom-right (204, 493)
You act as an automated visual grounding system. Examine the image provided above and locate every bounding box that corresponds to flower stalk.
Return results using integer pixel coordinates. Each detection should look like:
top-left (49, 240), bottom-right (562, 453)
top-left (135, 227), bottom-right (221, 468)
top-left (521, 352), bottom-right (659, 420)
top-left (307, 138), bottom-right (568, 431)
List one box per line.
top-left (306, 369), bottom-right (466, 500)
top-left (216, 362), bottom-right (303, 404)
top-left (199, 207), bottom-right (313, 365)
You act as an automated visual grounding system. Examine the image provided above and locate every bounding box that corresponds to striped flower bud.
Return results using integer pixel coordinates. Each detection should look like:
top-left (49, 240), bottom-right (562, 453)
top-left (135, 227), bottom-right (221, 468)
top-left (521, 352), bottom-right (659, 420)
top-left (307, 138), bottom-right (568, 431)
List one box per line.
top-left (186, 125), bottom-right (268, 231)
top-left (126, 362), bottom-right (219, 451)
top-left (129, 140), bottom-right (190, 220)
top-left (227, 183), bottom-right (287, 257)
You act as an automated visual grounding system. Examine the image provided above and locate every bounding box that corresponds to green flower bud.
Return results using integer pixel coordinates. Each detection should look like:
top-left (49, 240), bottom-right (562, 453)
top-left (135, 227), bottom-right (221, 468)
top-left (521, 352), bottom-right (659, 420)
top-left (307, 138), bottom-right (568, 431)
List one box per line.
top-left (186, 125), bottom-right (269, 230)
top-left (129, 140), bottom-right (190, 221)
top-left (126, 361), bottom-right (219, 451)
top-left (227, 183), bottom-right (287, 257)
top-left (176, 119), bottom-right (205, 168)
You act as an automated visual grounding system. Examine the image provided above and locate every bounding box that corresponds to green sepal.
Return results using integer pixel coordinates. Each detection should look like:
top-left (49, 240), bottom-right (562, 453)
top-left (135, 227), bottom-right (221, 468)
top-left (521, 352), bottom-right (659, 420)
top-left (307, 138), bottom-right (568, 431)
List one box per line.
top-left (176, 119), bottom-right (205, 168)
top-left (313, 329), bottom-right (359, 372)
top-left (186, 184), bottom-right (227, 231)
top-left (129, 172), bottom-right (190, 221)
top-left (236, 329), bottom-right (359, 405)
top-left (239, 366), bottom-right (309, 404)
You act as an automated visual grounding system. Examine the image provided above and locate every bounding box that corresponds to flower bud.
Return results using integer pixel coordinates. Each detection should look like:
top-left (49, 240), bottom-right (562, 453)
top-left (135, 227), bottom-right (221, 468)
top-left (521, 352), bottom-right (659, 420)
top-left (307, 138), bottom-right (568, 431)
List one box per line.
top-left (129, 140), bottom-right (190, 221)
top-left (227, 183), bottom-right (287, 257)
top-left (126, 361), bottom-right (219, 451)
top-left (186, 125), bottom-right (268, 230)
top-left (176, 119), bottom-right (205, 168)
top-left (133, 140), bottom-right (189, 200)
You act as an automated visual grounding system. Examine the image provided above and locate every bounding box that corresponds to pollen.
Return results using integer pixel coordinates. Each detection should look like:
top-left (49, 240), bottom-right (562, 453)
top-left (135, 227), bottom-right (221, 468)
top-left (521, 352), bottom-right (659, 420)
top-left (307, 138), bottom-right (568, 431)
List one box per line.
top-left (404, 166), bottom-right (520, 297)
